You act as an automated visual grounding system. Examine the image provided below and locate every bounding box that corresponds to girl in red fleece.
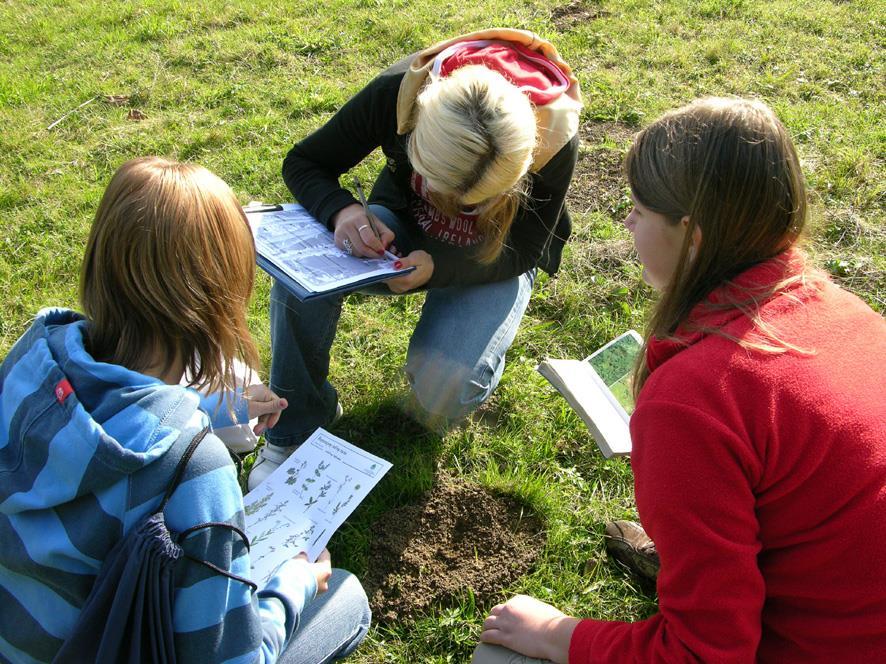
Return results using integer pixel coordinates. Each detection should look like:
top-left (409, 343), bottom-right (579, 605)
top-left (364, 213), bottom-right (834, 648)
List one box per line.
top-left (476, 98), bottom-right (886, 663)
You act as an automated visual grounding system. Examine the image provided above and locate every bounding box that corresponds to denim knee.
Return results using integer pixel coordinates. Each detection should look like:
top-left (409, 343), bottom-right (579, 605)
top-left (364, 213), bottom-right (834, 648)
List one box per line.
top-left (326, 570), bottom-right (372, 660)
top-left (335, 570), bottom-right (371, 627)
top-left (277, 569), bottom-right (371, 664)
top-left (406, 351), bottom-right (500, 422)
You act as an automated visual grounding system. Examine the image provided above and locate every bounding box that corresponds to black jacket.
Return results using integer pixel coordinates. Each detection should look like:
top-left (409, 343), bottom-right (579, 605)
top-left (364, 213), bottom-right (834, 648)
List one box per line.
top-left (282, 56), bottom-right (578, 289)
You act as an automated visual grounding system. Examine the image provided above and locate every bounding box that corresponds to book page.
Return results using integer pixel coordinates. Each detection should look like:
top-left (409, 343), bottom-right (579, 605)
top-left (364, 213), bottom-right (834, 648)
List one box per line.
top-left (537, 331), bottom-right (642, 457)
top-left (585, 330), bottom-right (642, 416)
top-left (243, 428), bottom-right (392, 586)
top-left (247, 204), bottom-right (405, 294)
top-left (538, 359), bottom-right (632, 456)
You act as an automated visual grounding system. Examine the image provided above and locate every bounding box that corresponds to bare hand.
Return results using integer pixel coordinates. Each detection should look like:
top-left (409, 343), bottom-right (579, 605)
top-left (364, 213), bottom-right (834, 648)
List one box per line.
top-left (244, 384), bottom-right (287, 436)
top-left (294, 549), bottom-right (332, 594)
top-left (332, 204), bottom-right (395, 258)
top-left (387, 250), bottom-right (434, 293)
top-left (479, 594), bottom-right (579, 664)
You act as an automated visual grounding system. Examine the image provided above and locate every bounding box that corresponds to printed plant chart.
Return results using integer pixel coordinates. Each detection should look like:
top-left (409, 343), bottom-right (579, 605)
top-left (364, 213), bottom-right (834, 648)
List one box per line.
top-left (243, 428), bottom-right (392, 586)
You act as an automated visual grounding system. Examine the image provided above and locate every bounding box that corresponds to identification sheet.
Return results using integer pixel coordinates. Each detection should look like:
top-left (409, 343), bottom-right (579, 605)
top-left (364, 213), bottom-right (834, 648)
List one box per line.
top-left (243, 428), bottom-right (392, 585)
top-left (246, 203), bottom-right (411, 300)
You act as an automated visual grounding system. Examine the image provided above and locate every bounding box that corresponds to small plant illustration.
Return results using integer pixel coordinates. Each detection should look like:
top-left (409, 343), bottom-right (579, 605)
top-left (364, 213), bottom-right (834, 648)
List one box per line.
top-left (244, 492), bottom-right (272, 516)
top-left (256, 500), bottom-right (289, 524)
top-left (285, 464), bottom-right (306, 485)
top-left (283, 525), bottom-right (316, 549)
top-left (250, 526), bottom-right (275, 546)
top-left (332, 494), bottom-right (354, 515)
top-left (331, 476), bottom-right (351, 500)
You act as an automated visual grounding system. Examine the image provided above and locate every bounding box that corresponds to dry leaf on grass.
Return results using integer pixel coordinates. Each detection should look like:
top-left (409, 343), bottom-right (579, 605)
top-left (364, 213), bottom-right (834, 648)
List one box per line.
top-left (104, 94), bottom-right (130, 106)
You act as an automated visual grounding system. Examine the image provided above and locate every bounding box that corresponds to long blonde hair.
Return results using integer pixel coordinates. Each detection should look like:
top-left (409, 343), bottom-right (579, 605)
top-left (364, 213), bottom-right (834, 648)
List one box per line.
top-left (626, 98), bottom-right (811, 397)
top-left (80, 157), bottom-right (259, 396)
top-left (407, 65), bottom-right (537, 263)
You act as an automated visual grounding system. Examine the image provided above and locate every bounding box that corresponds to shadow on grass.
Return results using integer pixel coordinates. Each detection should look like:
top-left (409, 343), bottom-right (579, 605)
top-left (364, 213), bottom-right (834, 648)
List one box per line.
top-left (324, 396), bottom-right (446, 575)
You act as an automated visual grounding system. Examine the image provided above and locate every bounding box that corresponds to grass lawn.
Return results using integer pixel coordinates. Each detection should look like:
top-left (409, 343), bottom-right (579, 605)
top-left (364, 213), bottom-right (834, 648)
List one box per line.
top-left (1, 0), bottom-right (883, 661)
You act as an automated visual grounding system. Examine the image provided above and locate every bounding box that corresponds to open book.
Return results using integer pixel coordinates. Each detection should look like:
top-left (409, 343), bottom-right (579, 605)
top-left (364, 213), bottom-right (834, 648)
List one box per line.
top-left (244, 203), bottom-right (413, 301)
top-left (243, 428), bottom-right (392, 585)
top-left (537, 330), bottom-right (642, 458)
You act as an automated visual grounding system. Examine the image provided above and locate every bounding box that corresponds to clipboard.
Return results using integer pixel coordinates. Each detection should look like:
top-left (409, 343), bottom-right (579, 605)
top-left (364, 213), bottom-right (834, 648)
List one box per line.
top-left (244, 203), bottom-right (414, 301)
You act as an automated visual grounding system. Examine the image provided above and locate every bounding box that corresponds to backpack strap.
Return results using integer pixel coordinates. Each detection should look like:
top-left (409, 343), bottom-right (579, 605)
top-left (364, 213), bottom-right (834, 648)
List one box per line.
top-left (182, 552), bottom-right (258, 592)
top-left (159, 426), bottom-right (259, 593)
top-left (176, 522), bottom-right (258, 592)
top-left (158, 426), bottom-right (211, 512)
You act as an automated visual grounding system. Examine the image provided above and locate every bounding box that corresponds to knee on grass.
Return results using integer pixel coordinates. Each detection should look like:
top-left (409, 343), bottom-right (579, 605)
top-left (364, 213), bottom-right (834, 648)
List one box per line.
top-left (405, 352), bottom-right (501, 424)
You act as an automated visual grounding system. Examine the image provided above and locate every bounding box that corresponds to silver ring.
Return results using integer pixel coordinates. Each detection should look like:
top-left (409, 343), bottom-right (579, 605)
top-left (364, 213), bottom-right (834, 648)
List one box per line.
top-left (357, 224), bottom-right (370, 233)
top-left (342, 238), bottom-right (353, 255)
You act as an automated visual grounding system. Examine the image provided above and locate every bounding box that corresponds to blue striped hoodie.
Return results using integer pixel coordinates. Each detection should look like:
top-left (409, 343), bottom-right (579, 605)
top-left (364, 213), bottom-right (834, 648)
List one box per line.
top-left (0, 309), bottom-right (317, 663)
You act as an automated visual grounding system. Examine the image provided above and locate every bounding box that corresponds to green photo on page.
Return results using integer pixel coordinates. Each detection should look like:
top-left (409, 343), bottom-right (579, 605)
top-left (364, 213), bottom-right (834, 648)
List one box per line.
top-left (588, 331), bottom-right (642, 416)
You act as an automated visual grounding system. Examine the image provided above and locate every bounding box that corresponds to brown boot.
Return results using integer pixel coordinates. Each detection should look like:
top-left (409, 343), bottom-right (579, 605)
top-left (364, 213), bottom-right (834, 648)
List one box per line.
top-left (604, 520), bottom-right (660, 581)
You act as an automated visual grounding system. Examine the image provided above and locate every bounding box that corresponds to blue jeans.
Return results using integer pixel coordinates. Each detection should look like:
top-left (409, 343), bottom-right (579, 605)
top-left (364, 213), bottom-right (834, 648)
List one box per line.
top-left (267, 205), bottom-right (535, 446)
top-left (278, 569), bottom-right (371, 664)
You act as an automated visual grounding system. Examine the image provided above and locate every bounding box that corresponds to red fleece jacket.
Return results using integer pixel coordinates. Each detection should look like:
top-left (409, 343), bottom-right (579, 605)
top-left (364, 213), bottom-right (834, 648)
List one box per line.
top-left (570, 251), bottom-right (886, 663)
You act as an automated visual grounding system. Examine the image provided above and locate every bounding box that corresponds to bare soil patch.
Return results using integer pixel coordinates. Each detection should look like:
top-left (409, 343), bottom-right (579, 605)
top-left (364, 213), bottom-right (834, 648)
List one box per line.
top-left (567, 122), bottom-right (635, 219)
top-left (569, 236), bottom-right (635, 280)
top-left (551, 2), bottom-right (610, 30)
top-left (363, 476), bottom-right (544, 623)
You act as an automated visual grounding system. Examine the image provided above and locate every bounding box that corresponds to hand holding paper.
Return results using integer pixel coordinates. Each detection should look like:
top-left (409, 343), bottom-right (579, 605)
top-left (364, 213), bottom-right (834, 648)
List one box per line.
top-left (295, 549), bottom-right (332, 594)
top-left (244, 384), bottom-right (288, 436)
top-left (246, 204), bottom-right (413, 301)
top-left (387, 250), bottom-right (434, 293)
top-left (243, 428), bottom-right (392, 586)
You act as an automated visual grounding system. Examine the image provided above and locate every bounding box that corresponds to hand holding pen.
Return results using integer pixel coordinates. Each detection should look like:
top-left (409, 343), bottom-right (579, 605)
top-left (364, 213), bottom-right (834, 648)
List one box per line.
top-left (351, 177), bottom-right (435, 291)
top-left (352, 178), bottom-right (383, 245)
top-left (330, 178), bottom-right (433, 291)
top-left (330, 180), bottom-right (396, 259)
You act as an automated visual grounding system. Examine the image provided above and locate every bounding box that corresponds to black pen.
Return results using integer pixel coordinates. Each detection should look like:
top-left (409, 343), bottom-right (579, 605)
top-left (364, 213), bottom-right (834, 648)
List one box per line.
top-left (352, 177), bottom-right (383, 244)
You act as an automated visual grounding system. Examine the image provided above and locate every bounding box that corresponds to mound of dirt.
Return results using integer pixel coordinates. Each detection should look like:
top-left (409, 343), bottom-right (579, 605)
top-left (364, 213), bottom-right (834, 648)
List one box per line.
top-left (363, 477), bottom-right (544, 622)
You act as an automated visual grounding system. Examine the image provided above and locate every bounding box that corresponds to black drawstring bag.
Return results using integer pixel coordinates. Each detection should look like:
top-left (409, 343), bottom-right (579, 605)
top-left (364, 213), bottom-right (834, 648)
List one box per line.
top-left (54, 427), bottom-right (256, 664)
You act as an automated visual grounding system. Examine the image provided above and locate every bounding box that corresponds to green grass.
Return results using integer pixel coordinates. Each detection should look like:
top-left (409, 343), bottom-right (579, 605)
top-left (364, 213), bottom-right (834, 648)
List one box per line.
top-left (1, 0), bottom-right (883, 661)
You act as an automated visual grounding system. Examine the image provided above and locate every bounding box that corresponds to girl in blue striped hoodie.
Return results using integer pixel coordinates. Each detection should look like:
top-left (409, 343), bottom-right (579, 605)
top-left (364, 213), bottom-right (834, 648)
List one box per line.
top-left (0, 157), bottom-right (370, 663)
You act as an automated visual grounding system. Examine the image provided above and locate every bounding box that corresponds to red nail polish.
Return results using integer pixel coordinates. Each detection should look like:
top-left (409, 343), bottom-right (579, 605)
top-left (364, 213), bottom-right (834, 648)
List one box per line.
top-left (394, 261), bottom-right (402, 269)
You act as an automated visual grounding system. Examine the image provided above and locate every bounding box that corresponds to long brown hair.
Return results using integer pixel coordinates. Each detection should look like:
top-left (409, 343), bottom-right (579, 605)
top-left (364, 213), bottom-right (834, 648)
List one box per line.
top-left (626, 97), bottom-right (809, 397)
top-left (80, 157), bottom-right (259, 395)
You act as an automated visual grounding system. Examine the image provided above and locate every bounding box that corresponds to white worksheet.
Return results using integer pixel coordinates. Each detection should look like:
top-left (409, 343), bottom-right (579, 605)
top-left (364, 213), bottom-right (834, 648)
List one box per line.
top-left (247, 204), bottom-right (404, 295)
top-left (243, 428), bottom-right (392, 586)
